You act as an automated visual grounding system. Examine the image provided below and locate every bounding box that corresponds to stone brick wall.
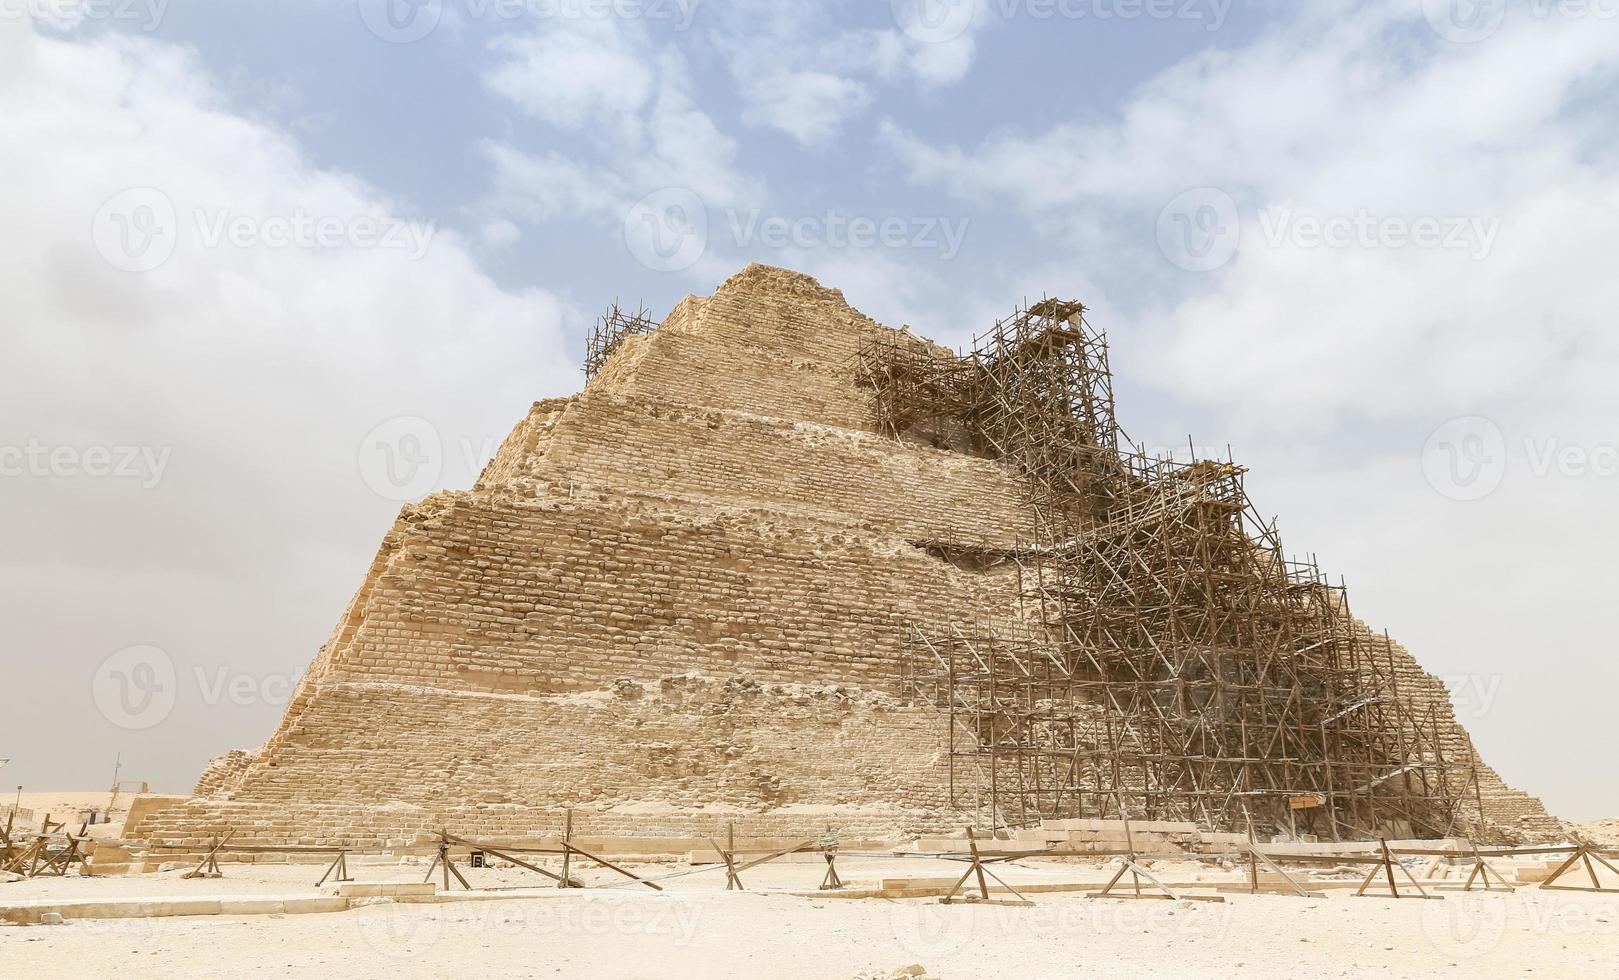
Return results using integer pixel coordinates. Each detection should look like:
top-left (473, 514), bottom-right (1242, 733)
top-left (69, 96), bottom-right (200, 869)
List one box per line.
top-left (293, 490), bottom-right (1016, 696)
top-left (484, 391), bottom-right (1031, 551)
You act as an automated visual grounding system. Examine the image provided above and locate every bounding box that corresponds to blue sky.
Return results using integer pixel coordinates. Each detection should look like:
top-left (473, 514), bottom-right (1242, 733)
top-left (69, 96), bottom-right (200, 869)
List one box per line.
top-left (1, 1), bottom-right (1617, 821)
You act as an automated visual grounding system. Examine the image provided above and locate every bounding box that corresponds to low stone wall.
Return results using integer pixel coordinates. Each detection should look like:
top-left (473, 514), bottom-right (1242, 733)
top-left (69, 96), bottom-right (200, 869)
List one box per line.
top-left (128, 799), bottom-right (957, 852)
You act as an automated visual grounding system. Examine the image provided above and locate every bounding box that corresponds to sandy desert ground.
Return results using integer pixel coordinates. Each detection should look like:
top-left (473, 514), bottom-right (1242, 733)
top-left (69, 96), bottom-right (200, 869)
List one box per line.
top-left (3, 849), bottom-right (1618, 979)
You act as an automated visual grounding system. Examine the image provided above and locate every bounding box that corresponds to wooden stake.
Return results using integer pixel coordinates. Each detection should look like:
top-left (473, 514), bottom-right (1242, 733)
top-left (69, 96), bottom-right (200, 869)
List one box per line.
top-left (182, 831), bottom-right (232, 880)
top-left (559, 809), bottom-right (573, 890)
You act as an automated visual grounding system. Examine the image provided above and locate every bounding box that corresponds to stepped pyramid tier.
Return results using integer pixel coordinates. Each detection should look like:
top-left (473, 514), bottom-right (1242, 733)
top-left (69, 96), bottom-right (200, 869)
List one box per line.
top-left (130, 264), bottom-right (1557, 850)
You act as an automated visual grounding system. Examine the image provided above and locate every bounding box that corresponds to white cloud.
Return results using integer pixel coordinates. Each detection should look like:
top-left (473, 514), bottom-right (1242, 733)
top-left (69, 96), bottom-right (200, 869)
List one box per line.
top-left (896, 29), bottom-right (979, 87)
top-left (477, 1), bottom-right (994, 261)
top-left (882, 0), bottom-right (989, 86)
top-left (0, 19), bottom-right (572, 789)
top-left (735, 68), bottom-right (872, 146)
top-left (636, 64), bottom-right (761, 209)
top-left (483, 17), bottom-right (656, 140)
top-left (479, 18), bottom-right (760, 236)
top-left (712, 1), bottom-right (988, 144)
top-left (482, 141), bottom-right (628, 222)
top-left (704, 4), bottom-right (882, 145)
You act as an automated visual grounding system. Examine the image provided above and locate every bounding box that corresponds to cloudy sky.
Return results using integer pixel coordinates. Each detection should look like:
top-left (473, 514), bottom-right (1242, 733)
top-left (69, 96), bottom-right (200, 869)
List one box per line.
top-left (0, 1), bottom-right (1614, 820)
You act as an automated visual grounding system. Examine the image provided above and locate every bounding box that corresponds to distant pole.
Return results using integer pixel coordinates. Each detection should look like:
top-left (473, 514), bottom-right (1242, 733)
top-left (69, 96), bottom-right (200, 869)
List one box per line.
top-left (107, 753), bottom-right (123, 811)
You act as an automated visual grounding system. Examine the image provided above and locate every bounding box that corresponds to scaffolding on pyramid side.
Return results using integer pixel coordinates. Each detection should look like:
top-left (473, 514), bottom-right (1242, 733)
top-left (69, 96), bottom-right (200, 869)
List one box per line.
top-left (864, 300), bottom-right (1486, 842)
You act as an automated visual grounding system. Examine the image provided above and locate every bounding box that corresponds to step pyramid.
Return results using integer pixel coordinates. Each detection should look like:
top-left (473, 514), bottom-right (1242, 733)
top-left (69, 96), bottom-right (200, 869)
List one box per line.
top-left (126, 265), bottom-right (1557, 850)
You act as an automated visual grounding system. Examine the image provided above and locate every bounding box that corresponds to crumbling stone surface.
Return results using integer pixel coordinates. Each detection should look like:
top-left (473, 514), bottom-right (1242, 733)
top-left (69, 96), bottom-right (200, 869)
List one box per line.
top-left (135, 263), bottom-right (1555, 847)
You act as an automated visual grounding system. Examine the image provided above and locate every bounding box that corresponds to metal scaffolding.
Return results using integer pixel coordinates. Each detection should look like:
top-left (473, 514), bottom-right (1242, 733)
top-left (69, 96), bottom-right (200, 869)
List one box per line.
top-left (866, 299), bottom-right (1482, 842)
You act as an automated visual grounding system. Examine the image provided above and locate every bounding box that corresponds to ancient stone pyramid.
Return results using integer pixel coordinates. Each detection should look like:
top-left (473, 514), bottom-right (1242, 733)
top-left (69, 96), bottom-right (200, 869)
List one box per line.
top-left (128, 265), bottom-right (1556, 849)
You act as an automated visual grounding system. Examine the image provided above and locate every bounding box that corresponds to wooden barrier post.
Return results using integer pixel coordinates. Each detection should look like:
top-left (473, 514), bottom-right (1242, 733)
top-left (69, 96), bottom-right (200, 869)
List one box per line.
top-left (1541, 845), bottom-right (1619, 893)
top-left (558, 810), bottom-right (573, 890)
top-left (716, 822), bottom-right (742, 891)
top-left (1461, 841), bottom-right (1511, 892)
top-left (317, 849), bottom-right (352, 887)
top-left (819, 827), bottom-right (844, 891)
top-left (182, 831), bottom-right (233, 880)
top-left (422, 830), bottom-right (471, 891)
top-left (940, 826), bottom-right (1035, 906)
top-left (1354, 838), bottom-right (1439, 899)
